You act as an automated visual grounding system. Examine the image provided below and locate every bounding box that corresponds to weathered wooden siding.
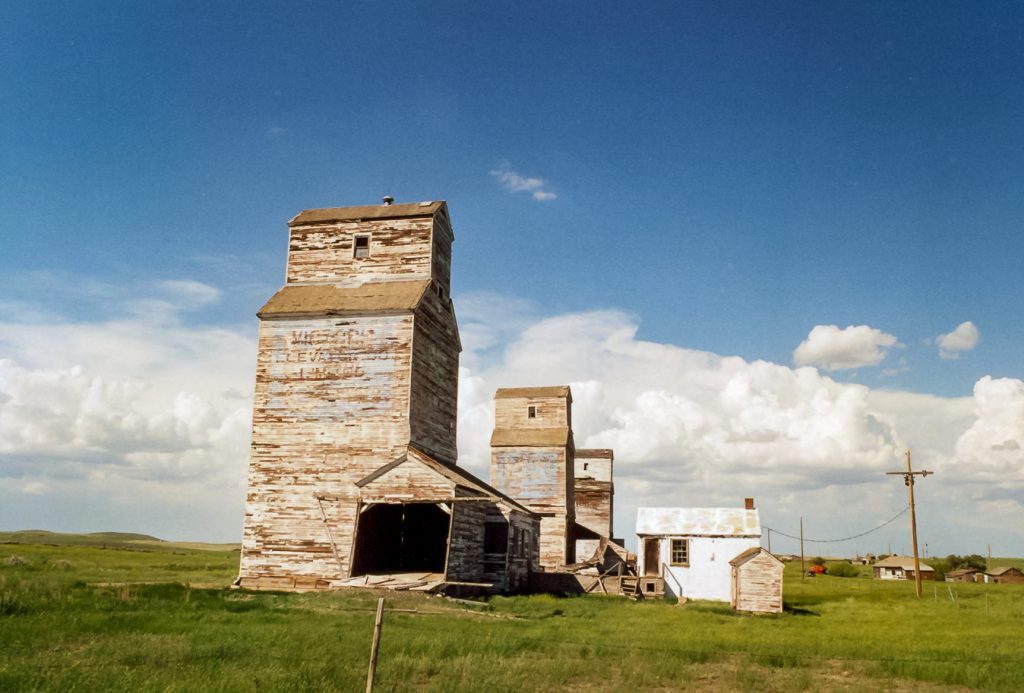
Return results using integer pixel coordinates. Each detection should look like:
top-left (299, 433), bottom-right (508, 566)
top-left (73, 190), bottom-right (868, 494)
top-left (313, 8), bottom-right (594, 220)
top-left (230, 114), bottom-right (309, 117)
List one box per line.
top-left (491, 445), bottom-right (573, 568)
top-left (408, 288), bottom-right (460, 464)
top-left (573, 459), bottom-right (613, 538)
top-left (481, 504), bottom-right (539, 592)
top-left (430, 213), bottom-right (454, 296)
top-left (240, 313), bottom-right (414, 581)
top-left (286, 217), bottom-right (435, 286)
top-left (358, 459), bottom-right (456, 502)
top-left (494, 394), bottom-right (571, 430)
top-left (491, 447), bottom-right (569, 509)
top-left (732, 552), bottom-right (784, 613)
top-left (447, 499), bottom-right (487, 583)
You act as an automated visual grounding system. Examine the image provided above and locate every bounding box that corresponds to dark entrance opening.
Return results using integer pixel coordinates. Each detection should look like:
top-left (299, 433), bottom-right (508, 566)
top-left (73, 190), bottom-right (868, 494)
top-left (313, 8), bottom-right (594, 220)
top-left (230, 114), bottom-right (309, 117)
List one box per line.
top-left (352, 503), bottom-right (451, 575)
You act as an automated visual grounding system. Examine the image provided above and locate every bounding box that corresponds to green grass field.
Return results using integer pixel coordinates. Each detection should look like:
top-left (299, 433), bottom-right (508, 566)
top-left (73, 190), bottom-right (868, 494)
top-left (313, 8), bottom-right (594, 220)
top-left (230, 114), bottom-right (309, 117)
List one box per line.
top-left (2, 534), bottom-right (1023, 692)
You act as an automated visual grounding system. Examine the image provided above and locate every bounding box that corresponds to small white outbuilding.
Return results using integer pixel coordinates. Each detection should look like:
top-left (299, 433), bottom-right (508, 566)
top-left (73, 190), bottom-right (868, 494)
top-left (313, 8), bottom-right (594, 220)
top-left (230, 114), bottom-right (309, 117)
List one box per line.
top-left (730, 546), bottom-right (784, 613)
top-left (636, 501), bottom-right (762, 602)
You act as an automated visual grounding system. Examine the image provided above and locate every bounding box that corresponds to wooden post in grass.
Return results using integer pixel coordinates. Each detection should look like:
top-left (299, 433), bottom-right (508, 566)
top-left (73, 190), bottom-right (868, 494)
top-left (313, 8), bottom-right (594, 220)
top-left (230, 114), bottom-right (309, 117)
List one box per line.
top-left (886, 449), bottom-right (932, 599)
top-left (366, 597), bottom-right (385, 693)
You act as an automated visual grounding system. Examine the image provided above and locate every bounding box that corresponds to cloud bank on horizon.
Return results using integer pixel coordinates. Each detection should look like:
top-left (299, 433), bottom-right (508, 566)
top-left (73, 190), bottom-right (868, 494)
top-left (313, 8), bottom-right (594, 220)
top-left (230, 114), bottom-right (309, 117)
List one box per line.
top-left (0, 279), bottom-right (1021, 554)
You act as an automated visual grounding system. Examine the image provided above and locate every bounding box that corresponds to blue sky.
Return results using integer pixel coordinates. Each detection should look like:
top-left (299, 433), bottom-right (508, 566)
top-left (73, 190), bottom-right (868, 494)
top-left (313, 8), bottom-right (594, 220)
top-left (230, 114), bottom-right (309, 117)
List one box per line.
top-left (2, 2), bottom-right (1023, 556)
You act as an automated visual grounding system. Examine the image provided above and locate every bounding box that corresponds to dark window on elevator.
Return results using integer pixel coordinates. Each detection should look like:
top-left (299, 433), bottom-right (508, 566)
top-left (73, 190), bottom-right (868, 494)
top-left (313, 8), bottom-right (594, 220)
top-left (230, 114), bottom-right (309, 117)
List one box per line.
top-left (354, 235), bottom-right (370, 258)
top-left (527, 406), bottom-right (536, 419)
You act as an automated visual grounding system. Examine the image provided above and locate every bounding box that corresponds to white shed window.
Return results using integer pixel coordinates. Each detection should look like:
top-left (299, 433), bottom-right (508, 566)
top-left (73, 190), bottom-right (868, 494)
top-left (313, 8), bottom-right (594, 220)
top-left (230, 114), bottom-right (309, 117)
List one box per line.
top-left (527, 406), bottom-right (536, 419)
top-left (670, 538), bottom-right (689, 566)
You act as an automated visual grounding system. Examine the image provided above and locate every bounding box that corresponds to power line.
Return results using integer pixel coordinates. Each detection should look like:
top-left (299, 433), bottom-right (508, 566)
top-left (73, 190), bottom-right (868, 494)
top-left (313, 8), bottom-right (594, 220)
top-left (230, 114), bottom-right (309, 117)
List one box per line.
top-left (765, 506), bottom-right (909, 544)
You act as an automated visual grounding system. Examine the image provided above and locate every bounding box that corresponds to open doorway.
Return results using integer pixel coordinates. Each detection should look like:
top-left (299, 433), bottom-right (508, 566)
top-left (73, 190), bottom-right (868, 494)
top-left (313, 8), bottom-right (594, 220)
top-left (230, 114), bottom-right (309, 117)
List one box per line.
top-left (351, 502), bottom-right (451, 576)
top-left (643, 537), bottom-right (661, 576)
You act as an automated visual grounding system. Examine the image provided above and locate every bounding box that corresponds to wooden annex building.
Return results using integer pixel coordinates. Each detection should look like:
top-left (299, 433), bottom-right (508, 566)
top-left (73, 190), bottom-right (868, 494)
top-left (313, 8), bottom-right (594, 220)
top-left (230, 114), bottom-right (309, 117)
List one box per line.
top-left (489, 386), bottom-right (622, 575)
top-left (237, 200), bottom-right (539, 593)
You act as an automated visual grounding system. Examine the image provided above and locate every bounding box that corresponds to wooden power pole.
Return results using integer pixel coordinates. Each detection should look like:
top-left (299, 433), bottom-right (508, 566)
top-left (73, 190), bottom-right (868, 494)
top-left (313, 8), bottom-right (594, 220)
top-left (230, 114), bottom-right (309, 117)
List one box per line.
top-left (886, 449), bottom-right (932, 598)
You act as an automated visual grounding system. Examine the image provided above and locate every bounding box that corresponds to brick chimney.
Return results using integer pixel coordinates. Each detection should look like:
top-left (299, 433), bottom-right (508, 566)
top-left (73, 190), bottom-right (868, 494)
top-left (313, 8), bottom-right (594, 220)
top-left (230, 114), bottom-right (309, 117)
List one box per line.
top-left (744, 497), bottom-right (755, 510)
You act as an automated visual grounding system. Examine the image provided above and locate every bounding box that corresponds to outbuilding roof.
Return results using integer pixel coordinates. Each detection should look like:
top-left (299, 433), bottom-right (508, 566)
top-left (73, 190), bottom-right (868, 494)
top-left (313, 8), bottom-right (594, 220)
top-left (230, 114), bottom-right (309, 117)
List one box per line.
top-left (729, 546), bottom-right (784, 567)
top-left (635, 507), bottom-right (761, 537)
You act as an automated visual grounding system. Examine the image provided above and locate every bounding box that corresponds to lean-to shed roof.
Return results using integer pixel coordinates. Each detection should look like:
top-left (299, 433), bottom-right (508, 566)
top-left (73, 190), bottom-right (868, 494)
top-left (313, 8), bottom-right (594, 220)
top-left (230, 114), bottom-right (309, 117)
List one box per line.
top-left (636, 507), bottom-right (761, 537)
top-left (355, 444), bottom-right (535, 515)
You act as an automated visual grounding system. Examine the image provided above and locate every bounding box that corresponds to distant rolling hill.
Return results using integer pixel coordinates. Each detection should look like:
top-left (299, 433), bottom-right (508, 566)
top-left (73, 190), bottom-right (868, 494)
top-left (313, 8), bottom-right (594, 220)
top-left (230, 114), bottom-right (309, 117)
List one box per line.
top-left (0, 530), bottom-right (238, 552)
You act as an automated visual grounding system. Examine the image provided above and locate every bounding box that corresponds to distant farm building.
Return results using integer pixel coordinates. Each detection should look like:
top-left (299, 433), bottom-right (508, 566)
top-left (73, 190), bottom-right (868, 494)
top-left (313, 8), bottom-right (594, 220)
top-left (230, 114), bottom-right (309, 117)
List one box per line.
top-left (872, 556), bottom-right (936, 581)
top-left (635, 499), bottom-right (763, 602)
top-left (238, 200), bottom-right (539, 593)
top-left (730, 547), bottom-right (784, 613)
top-left (945, 568), bottom-right (981, 583)
top-left (982, 566), bottom-right (1024, 584)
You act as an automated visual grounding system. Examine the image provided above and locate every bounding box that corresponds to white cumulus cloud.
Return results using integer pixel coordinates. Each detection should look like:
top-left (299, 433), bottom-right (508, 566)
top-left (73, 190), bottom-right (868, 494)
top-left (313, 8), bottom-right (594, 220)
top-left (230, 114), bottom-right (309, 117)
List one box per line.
top-left (455, 297), bottom-right (1024, 555)
top-left (793, 324), bottom-right (900, 371)
top-left (490, 163), bottom-right (557, 201)
top-left (937, 321), bottom-right (980, 360)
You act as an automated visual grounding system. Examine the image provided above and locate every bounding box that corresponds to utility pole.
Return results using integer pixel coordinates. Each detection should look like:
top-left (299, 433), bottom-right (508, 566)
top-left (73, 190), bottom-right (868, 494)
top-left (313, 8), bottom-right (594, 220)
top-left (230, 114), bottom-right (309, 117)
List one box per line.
top-left (886, 449), bottom-right (932, 598)
top-left (800, 517), bottom-right (805, 581)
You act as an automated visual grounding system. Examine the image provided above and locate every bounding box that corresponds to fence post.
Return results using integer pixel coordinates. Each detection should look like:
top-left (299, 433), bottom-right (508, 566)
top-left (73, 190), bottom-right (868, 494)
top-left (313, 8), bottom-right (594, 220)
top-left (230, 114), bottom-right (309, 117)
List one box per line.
top-left (366, 597), bottom-right (385, 693)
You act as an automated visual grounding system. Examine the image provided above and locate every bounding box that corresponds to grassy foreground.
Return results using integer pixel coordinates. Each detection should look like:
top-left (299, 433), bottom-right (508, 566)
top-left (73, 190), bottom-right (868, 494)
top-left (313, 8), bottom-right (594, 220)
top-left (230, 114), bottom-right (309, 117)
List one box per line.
top-left (2, 536), bottom-right (1023, 692)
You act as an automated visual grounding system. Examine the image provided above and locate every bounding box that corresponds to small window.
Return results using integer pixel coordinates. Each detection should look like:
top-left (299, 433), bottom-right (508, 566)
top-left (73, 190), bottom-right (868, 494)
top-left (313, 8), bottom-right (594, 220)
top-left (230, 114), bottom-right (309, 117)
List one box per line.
top-left (527, 406), bottom-right (536, 419)
top-left (353, 235), bottom-right (370, 258)
top-left (583, 462), bottom-right (589, 471)
top-left (484, 522), bottom-right (509, 554)
top-left (671, 538), bottom-right (689, 566)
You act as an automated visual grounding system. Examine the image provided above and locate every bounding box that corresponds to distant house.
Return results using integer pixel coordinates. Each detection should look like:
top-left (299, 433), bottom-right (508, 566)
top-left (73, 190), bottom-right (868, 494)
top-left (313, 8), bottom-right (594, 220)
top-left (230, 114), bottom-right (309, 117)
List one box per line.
top-left (636, 499), bottom-right (762, 602)
top-left (872, 556), bottom-right (936, 581)
top-left (982, 566), bottom-right (1024, 584)
top-left (730, 547), bottom-right (784, 614)
top-left (945, 568), bottom-right (981, 583)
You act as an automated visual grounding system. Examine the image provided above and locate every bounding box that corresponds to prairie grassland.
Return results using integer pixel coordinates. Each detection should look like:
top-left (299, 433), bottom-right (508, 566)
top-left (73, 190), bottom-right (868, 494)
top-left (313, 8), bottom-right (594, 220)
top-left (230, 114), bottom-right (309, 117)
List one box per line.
top-left (2, 539), bottom-right (1023, 692)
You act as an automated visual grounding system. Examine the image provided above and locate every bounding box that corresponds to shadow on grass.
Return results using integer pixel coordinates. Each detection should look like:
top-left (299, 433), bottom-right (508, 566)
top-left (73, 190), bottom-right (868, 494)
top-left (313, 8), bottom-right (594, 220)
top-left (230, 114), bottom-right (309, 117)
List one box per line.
top-left (782, 603), bottom-right (820, 616)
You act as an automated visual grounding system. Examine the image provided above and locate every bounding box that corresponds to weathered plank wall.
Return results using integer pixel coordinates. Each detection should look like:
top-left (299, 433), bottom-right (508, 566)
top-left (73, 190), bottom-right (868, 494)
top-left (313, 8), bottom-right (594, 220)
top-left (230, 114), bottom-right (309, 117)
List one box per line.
top-left (447, 498), bottom-right (487, 583)
top-left (494, 390), bottom-right (572, 430)
top-left (240, 314), bottom-right (415, 581)
top-left (732, 552), bottom-right (784, 613)
top-left (409, 288), bottom-right (460, 465)
top-left (573, 449), bottom-right (614, 542)
top-left (286, 217), bottom-right (435, 286)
